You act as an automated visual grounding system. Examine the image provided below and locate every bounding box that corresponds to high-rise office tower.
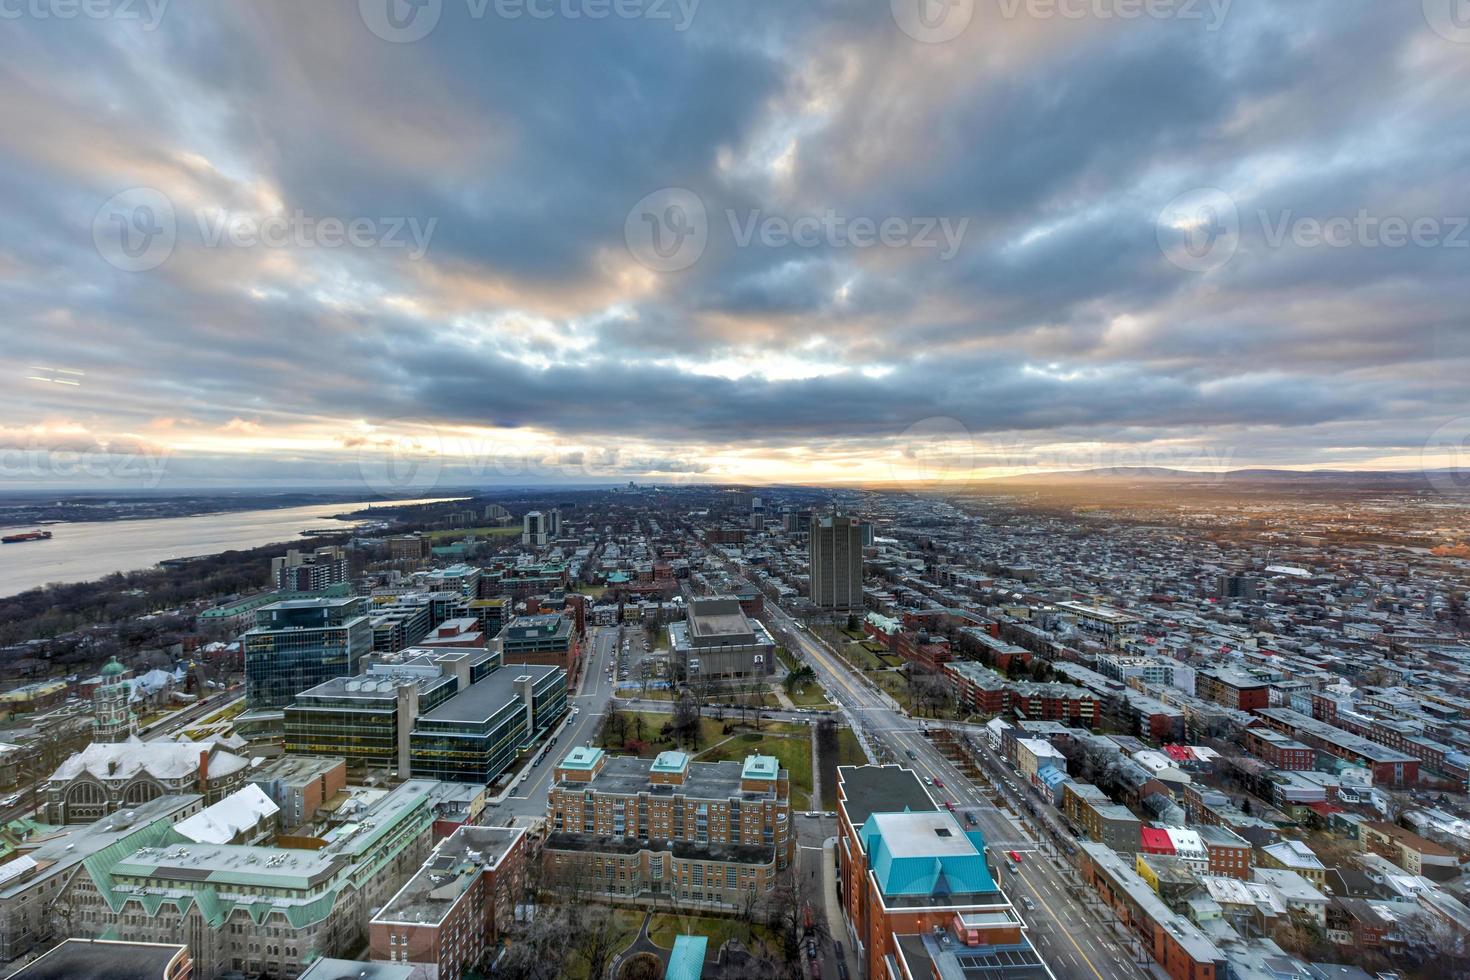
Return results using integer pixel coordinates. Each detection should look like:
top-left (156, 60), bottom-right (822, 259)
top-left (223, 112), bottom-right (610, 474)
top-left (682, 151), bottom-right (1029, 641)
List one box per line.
top-left (809, 513), bottom-right (864, 609)
top-left (244, 597), bottom-right (372, 709)
top-left (522, 511), bottom-right (548, 547)
top-left (271, 546), bottom-right (348, 592)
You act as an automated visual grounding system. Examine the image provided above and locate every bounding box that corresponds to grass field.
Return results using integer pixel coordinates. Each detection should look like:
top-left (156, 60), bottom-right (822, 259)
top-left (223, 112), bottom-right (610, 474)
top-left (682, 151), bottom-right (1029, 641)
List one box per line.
top-left (786, 678), bottom-right (832, 708)
top-left (820, 727), bottom-right (871, 808)
top-left (697, 729), bottom-right (815, 809)
top-left (562, 909), bottom-right (646, 980)
top-left (426, 525), bottom-right (520, 541)
top-left (648, 913), bottom-right (778, 952)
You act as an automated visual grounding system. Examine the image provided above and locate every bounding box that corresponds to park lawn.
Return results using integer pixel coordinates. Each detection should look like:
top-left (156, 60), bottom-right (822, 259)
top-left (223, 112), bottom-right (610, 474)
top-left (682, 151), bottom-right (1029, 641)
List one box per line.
top-left (841, 627), bottom-right (867, 641)
top-left (696, 730), bottom-right (815, 809)
top-left (561, 909), bottom-right (647, 980)
top-left (574, 584), bottom-right (609, 598)
top-left (819, 727), bottom-right (872, 808)
top-left (426, 525), bottom-right (520, 540)
top-left (786, 679), bottom-right (832, 708)
top-left (839, 643), bottom-right (886, 672)
top-left (648, 913), bottom-right (778, 952)
top-left (600, 711), bottom-right (729, 756)
top-left (871, 671), bottom-right (917, 712)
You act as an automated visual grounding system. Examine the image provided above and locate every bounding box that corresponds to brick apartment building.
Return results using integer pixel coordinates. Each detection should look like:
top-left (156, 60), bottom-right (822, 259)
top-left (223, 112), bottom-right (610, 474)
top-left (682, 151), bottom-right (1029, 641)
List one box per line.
top-left (1195, 668), bottom-right (1271, 713)
top-left (544, 748), bottom-right (793, 908)
top-left (370, 825), bottom-right (526, 980)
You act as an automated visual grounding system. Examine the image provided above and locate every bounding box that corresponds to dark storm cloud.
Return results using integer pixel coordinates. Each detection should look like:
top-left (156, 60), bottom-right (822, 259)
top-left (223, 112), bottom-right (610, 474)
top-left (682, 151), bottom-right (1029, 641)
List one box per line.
top-left (0, 0), bottom-right (1465, 481)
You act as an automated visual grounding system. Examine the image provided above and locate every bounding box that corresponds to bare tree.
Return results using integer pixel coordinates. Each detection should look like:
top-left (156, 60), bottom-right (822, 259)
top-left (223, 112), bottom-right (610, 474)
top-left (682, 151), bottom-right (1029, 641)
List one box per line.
top-left (571, 904), bottom-right (628, 980)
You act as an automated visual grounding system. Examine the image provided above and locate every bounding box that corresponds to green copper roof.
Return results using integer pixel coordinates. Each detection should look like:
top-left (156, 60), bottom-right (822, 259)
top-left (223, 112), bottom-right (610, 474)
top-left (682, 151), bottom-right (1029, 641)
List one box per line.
top-left (100, 657), bottom-right (127, 678)
top-left (742, 755), bottom-right (779, 781)
top-left (651, 751), bottom-right (689, 773)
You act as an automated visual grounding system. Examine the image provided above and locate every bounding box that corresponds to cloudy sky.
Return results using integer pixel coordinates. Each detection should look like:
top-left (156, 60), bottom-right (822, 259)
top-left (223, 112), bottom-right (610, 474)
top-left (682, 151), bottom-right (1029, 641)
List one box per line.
top-left (2, 0), bottom-right (1468, 490)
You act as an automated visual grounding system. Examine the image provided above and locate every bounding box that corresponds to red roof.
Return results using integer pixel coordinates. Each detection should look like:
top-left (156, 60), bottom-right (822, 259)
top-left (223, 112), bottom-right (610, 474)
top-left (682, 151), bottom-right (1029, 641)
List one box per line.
top-left (1163, 745), bottom-right (1193, 762)
top-left (1140, 827), bottom-right (1175, 854)
top-left (1307, 801), bottom-right (1342, 816)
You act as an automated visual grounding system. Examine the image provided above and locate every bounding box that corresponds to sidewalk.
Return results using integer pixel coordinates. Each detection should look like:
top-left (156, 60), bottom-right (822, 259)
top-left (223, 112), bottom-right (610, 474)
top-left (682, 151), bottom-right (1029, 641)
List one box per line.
top-left (822, 838), bottom-right (860, 979)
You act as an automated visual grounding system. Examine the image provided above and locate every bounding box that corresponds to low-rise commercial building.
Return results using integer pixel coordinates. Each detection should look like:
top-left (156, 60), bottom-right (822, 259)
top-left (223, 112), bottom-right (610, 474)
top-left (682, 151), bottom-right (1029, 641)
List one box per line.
top-left (834, 765), bottom-right (1048, 980)
top-left (668, 596), bottom-right (776, 682)
top-left (1078, 842), bottom-right (1224, 980)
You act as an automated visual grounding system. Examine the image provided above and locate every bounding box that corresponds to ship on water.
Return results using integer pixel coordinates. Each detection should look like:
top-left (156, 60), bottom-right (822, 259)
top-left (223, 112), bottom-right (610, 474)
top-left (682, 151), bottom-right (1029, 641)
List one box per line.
top-left (1, 530), bottom-right (53, 544)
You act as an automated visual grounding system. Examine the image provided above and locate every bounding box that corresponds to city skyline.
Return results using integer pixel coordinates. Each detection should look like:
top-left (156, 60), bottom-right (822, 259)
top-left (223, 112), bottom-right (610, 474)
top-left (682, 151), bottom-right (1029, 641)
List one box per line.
top-left (2, 2), bottom-right (1468, 488)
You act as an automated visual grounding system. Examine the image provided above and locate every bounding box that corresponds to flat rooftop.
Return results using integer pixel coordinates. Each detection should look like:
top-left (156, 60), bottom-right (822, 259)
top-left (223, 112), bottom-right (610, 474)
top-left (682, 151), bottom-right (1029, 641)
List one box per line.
top-left (837, 765), bottom-right (935, 827)
top-left (870, 811), bottom-right (981, 859)
top-left (374, 825), bottom-right (525, 927)
top-left (561, 753), bottom-right (785, 802)
top-left (5, 939), bottom-right (186, 980)
top-left (421, 663), bottom-right (561, 723)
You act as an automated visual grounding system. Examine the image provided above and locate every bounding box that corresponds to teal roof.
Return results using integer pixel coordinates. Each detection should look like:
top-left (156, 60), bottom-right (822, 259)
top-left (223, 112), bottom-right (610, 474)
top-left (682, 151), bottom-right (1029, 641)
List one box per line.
top-left (651, 751), bottom-right (689, 773)
top-left (100, 657), bottom-right (127, 678)
top-left (859, 811), bottom-right (997, 899)
top-left (561, 746), bottom-right (604, 770)
top-left (667, 935), bottom-right (708, 980)
top-left (741, 754), bottom-right (779, 781)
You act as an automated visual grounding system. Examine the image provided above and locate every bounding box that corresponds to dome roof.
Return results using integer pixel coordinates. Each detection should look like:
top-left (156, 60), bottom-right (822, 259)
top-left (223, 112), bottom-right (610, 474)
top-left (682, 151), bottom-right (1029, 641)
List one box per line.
top-left (100, 657), bottom-right (127, 678)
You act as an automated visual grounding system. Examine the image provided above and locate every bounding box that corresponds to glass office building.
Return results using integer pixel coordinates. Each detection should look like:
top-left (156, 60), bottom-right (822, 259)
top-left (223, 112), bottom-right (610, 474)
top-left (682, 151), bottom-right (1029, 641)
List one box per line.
top-left (244, 597), bottom-right (373, 709)
top-left (411, 665), bottom-right (568, 783)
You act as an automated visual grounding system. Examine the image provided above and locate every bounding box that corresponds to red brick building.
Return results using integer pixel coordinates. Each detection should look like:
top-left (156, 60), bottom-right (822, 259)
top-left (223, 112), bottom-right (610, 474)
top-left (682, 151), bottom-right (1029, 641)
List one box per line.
top-left (370, 825), bottom-right (527, 980)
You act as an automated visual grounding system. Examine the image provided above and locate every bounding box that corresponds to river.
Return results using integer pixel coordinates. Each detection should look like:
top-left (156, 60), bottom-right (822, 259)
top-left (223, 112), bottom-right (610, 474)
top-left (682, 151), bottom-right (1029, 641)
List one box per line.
top-left (0, 498), bottom-right (458, 597)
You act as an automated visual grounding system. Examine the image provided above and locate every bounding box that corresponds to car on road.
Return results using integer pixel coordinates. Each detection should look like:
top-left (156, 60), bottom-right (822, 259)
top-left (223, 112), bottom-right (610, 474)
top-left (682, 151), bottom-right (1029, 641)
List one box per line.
top-left (944, 800), bottom-right (955, 811)
top-left (964, 811), bottom-right (977, 827)
top-left (1008, 850), bottom-right (1023, 864)
top-left (933, 779), bottom-right (944, 788)
top-left (1021, 897), bottom-right (1035, 911)
top-left (924, 777), bottom-right (933, 785)
top-left (905, 749), bottom-right (916, 760)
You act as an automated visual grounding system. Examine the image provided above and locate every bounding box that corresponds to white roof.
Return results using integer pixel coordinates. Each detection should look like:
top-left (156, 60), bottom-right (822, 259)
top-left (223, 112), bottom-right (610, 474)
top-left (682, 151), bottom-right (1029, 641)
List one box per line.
top-left (50, 738), bottom-right (248, 784)
top-left (175, 784), bottom-right (279, 844)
